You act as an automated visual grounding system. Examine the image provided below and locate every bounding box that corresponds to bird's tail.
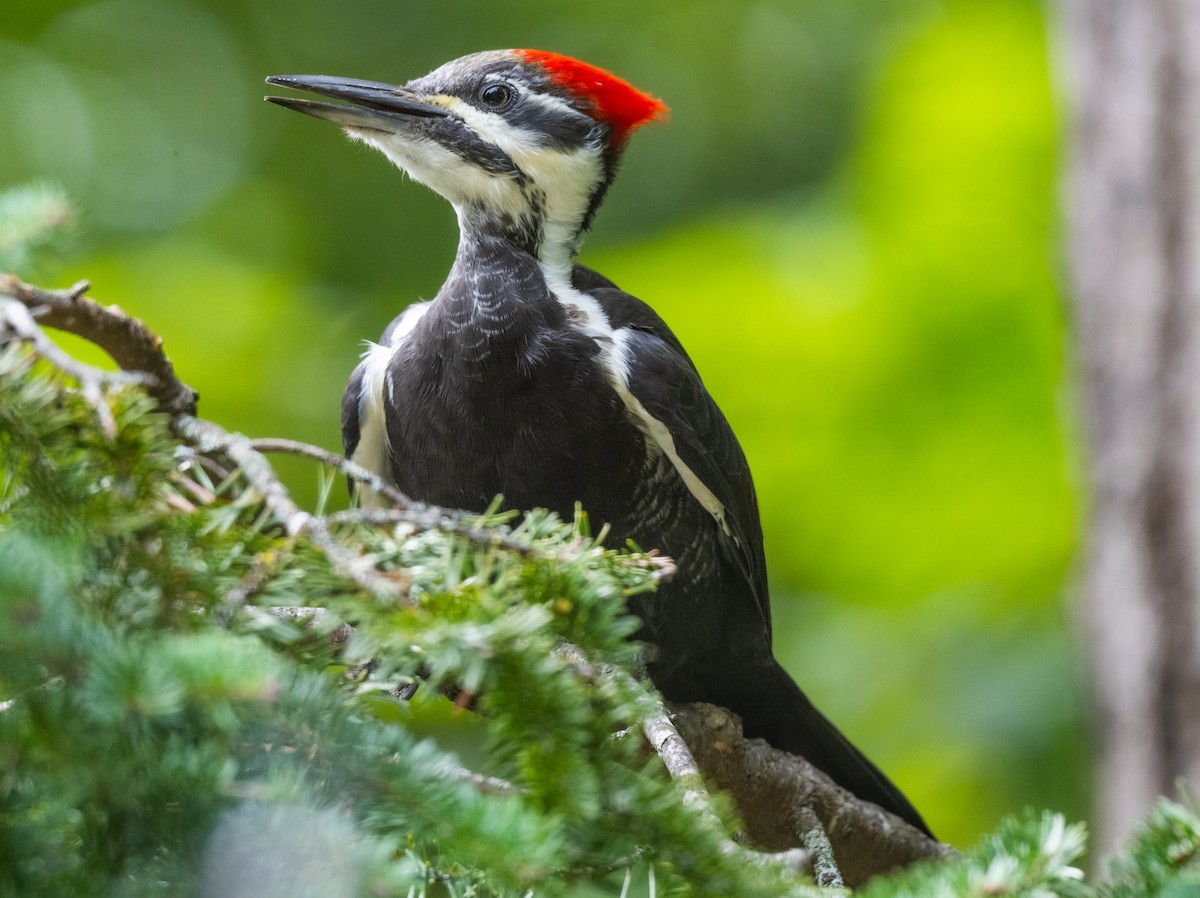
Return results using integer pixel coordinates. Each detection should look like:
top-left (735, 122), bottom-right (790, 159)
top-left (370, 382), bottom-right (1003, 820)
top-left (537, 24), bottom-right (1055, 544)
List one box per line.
top-left (733, 660), bottom-right (933, 837)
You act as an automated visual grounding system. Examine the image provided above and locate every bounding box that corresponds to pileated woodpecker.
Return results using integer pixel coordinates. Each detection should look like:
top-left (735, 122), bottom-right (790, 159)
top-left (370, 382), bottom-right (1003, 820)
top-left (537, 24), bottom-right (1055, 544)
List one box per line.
top-left (267, 50), bottom-right (931, 836)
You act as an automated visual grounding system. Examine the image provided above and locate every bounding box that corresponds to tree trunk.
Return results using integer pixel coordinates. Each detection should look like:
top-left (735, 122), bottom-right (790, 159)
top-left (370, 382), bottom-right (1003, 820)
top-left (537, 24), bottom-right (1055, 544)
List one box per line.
top-left (1057, 0), bottom-right (1200, 856)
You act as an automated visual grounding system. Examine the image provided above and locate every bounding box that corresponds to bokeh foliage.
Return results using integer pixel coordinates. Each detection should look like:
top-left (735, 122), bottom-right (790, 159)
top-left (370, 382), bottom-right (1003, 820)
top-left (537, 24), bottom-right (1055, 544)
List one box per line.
top-left (1, 0), bottom-right (1078, 847)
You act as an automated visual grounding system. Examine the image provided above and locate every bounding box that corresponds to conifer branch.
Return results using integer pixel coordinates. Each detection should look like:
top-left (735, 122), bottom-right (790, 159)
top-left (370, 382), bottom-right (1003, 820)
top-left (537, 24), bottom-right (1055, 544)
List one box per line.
top-left (250, 436), bottom-right (416, 507)
top-left (252, 437), bottom-right (676, 581)
top-left (0, 182), bottom-right (75, 273)
top-left (440, 765), bottom-right (522, 798)
top-left (1, 276), bottom-right (948, 891)
top-left (642, 700), bottom-right (721, 820)
top-left (8, 270), bottom-right (1200, 893)
top-left (175, 416), bottom-right (409, 601)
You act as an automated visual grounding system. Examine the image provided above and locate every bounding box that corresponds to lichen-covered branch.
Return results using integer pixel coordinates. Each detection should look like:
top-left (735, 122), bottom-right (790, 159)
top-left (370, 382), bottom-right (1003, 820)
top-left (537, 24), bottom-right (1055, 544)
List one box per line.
top-left (642, 697), bottom-right (817, 881)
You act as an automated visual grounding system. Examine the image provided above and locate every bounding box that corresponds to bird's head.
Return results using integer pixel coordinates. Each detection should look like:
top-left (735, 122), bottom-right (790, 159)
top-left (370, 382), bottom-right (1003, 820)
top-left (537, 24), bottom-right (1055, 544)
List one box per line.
top-left (267, 50), bottom-right (666, 270)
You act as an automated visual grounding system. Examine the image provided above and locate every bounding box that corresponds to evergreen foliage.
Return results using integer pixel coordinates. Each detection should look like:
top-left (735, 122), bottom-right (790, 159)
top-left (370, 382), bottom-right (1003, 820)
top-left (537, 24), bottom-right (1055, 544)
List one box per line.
top-left (857, 810), bottom-right (1088, 898)
top-left (4, 330), bottom-right (1200, 897)
top-left (0, 344), bottom-right (810, 897)
top-left (1100, 799), bottom-right (1200, 898)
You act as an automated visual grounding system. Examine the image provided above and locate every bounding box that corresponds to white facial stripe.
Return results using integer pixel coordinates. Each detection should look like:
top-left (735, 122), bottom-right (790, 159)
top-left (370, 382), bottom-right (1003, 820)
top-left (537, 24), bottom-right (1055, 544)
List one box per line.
top-left (351, 302), bottom-right (431, 508)
top-left (345, 94), bottom-right (602, 268)
top-left (347, 126), bottom-right (525, 212)
top-left (442, 90), bottom-right (583, 154)
top-left (519, 145), bottom-right (603, 271)
top-left (443, 97), bottom-right (527, 155)
top-left (540, 268), bottom-right (733, 537)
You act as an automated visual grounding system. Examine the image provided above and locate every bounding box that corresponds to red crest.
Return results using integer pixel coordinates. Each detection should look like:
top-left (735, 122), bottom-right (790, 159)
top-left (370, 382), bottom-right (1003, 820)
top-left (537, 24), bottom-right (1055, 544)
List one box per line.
top-left (515, 49), bottom-right (668, 145)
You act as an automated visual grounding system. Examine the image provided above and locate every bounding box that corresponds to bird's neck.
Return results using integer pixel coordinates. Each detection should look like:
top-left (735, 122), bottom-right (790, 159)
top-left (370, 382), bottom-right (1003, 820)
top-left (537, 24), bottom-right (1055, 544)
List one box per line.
top-left (451, 148), bottom-right (613, 279)
top-left (452, 213), bottom-right (578, 291)
top-left (437, 225), bottom-right (566, 344)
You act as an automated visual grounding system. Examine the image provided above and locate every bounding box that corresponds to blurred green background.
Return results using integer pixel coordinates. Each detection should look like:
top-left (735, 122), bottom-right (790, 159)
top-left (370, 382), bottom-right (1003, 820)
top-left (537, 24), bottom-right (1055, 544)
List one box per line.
top-left (0, 0), bottom-right (1082, 848)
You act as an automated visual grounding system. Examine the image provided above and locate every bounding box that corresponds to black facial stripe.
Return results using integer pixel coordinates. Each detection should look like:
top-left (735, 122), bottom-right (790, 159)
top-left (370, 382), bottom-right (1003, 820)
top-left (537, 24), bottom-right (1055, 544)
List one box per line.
top-left (430, 117), bottom-right (528, 182)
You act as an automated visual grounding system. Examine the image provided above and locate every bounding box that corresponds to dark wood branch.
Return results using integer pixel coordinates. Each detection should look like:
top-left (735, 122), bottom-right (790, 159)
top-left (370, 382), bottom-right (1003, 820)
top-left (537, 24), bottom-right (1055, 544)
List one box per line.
top-left (642, 695), bottom-right (815, 879)
top-left (669, 701), bottom-right (955, 888)
top-left (0, 274), bottom-right (198, 416)
top-left (533, 646), bottom-right (941, 885)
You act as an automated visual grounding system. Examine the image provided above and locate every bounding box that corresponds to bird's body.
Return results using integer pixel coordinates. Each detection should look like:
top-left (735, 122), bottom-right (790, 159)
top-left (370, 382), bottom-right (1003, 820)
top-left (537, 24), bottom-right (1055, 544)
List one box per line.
top-left (343, 254), bottom-right (762, 703)
top-left (268, 50), bottom-right (931, 836)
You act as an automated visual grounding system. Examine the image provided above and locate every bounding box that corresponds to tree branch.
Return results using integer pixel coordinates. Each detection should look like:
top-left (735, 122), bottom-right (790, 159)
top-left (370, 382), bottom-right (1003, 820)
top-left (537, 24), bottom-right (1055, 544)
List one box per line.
top-left (642, 696), bottom-right (816, 880)
top-left (669, 701), bottom-right (956, 887)
top-left (252, 437), bottom-right (677, 582)
top-left (0, 296), bottom-right (140, 437)
top-left (250, 436), bottom-right (415, 507)
top-left (0, 274), bottom-right (198, 416)
top-left (175, 415), bottom-right (410, 601)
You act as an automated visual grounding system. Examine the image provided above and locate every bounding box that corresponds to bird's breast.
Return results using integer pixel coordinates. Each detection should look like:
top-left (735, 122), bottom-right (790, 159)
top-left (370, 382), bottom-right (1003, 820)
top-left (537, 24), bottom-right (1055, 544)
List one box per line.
top-left (383, 319), bottom-right (649, 520)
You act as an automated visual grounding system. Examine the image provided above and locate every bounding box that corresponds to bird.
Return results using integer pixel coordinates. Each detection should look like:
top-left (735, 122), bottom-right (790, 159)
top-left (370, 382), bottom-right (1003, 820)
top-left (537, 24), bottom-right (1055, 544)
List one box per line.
top-left (266, 49), bottom-right (931, 836)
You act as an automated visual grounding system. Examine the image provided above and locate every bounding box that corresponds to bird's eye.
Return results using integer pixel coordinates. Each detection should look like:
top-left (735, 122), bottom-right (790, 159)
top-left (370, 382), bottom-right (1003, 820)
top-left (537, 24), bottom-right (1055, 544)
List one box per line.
top-left (479, 81), bottom-right (515, 110)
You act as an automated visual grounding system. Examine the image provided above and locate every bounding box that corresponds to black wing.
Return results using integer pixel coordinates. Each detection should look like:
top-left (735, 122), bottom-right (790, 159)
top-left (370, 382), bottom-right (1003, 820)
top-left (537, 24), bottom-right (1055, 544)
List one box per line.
top-left (576, 267), bottom-right (933, 835)
top-left (341, 361), bottom-right (366, 461)
top-left (574, 264), bottom-right (771, 635)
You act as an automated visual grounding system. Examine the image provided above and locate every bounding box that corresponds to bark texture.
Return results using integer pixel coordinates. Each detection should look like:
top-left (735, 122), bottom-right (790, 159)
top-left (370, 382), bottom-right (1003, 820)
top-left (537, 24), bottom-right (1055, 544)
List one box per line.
top-left (671, 702), bottom-right (954, 887)
top-left (1057, 0), bottom-right (1200, 855)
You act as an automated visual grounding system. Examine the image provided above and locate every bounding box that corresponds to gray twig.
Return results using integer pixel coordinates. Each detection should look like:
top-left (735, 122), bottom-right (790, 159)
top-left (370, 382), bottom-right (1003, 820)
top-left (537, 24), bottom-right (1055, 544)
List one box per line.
top-left (175, 416), bottom-right (407, 601)
top-left (795, 806), bottom-right (843, 889)
top-left (250, 436), bottom-right (415, 507)
top-left (635, 672), bottom-right (812, 880)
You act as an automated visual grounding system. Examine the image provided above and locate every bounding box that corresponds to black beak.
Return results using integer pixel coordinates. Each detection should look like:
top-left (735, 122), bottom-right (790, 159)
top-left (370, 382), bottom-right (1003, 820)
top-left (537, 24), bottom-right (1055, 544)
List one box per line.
top-left (265, 75), bottom-right (449, 131)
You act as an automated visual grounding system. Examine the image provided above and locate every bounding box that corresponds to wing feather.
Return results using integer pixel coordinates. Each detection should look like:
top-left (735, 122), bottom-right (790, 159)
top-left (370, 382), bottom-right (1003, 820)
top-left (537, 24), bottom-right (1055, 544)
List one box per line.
top-left (575, 264), bottom-right (771, 631)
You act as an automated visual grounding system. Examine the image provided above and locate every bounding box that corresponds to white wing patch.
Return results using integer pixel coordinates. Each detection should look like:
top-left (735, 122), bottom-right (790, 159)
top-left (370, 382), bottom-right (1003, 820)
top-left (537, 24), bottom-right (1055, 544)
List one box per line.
top-left (614, 368), bottom-right (732, 538)
top-left (540, 264), bottom-right (733, 538)
top-left (351, 302), bottom-right (431, 509)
